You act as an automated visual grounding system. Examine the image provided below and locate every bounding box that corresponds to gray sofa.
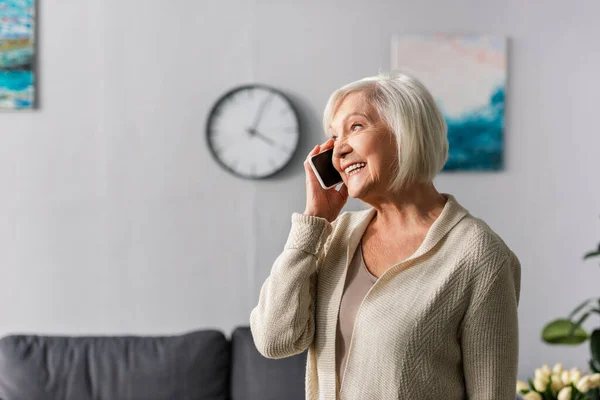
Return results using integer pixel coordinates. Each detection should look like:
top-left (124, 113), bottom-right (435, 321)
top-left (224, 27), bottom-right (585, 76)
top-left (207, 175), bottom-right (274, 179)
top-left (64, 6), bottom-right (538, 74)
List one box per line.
top-left (0, 327), bottom-right (306, 400)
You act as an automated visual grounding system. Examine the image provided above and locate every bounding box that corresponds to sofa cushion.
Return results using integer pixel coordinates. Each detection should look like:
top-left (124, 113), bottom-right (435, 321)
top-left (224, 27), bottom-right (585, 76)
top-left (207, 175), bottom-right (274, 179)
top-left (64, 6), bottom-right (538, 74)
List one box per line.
top-left (0, 330), bottom-right (229, 400)
top-left (230, 327), bottom-right (306, 400)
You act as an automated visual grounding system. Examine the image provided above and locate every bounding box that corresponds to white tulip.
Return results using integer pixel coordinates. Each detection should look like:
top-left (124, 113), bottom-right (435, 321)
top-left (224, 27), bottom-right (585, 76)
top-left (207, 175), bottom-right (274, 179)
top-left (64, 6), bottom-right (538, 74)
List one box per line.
top-left (523, 391), bottom-right (543, 400)
top-left (536, 367), bottom-right (550, 379)
top-left (590, 373), bottom-right (600, 388)
top-left (534, 368), bottom-right (543, 379)
top-left (569, 368), bottom-right (582, 383)
top-left (550, 374), bottom-right (565, 394)
top-left (516, 380), bottom-right (529, 393)
top-left (557, 386), bottom-right (572, 400)
top-left (541, 364), bottom-right (552, 375)
top-left (576, 375), bottom-right (593, 393)
top-left (553, 363), bottom-right (564, 375)
top-left (561, 370), bottom-right (571, 385)
top-left (534, 376), bottom-right (549, 392)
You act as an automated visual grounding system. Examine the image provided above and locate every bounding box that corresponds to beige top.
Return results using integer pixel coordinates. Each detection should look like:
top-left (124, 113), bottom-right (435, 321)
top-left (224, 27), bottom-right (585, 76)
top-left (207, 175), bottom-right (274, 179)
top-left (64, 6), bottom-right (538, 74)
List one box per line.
top-left (335, 241), bottom-right (377, 389)
top-left (250, 194), bottom-right (521, 400)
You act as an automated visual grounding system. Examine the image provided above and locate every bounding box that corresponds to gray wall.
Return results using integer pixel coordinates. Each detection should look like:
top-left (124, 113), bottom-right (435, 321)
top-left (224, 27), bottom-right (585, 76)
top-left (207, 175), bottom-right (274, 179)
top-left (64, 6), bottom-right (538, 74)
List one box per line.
top-left (1, 0), bottom-right (599, 379)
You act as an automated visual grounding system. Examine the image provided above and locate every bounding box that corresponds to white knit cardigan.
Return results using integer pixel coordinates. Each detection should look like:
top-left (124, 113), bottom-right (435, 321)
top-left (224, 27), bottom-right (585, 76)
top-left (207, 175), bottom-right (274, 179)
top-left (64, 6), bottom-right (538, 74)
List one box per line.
top-left (250, 194), bottom-right (521, 400)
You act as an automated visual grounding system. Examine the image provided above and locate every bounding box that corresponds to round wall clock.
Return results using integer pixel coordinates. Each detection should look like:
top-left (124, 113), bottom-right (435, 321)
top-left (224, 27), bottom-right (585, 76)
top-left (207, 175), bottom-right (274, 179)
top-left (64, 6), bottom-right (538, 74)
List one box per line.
top-left (206, 84), bottom-right (301, 179)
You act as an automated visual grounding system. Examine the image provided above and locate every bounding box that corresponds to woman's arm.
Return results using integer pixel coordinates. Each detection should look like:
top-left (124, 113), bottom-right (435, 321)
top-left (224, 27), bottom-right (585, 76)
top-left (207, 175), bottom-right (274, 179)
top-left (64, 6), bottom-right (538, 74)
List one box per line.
top-left (249, 212), bottom-right (335, 359)
top-left (461, 251), bottom-right (522, 400)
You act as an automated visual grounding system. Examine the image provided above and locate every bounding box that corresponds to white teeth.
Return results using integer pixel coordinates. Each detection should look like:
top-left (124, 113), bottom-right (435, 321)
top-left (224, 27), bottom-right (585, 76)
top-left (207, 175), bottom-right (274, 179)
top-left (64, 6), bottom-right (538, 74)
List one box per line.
top-left (344, 162), bottom-right (366, 175)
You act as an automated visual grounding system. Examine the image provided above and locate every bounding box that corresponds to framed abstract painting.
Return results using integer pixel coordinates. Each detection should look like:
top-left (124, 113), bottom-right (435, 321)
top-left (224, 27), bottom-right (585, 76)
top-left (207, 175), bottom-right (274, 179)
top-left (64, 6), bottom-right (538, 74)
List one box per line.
top-left (0, 0), bottom-right (35, 110)
top-left (391, 34), bottom-right (507, 171)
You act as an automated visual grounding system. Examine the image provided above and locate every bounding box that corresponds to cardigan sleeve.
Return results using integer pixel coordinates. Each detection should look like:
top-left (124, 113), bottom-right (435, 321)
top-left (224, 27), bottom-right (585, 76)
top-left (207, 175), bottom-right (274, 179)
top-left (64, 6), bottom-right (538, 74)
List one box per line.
top-left (250, 212), bottom-right (335, 359)
top-left (461, 251), bottom-right (521, 400)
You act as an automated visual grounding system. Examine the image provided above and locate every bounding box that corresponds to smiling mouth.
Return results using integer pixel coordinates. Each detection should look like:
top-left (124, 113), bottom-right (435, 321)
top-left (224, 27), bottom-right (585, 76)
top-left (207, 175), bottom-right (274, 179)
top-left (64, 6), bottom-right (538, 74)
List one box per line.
top-left (344, 162), bottom-right (366, 178)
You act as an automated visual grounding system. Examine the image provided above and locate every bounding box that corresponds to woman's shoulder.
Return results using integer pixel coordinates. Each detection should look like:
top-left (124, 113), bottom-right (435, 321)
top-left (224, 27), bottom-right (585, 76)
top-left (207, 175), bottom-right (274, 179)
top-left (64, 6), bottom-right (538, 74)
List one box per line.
top-left (451, 214), bottom-right (518, 267)
top-left (451, 214), bottom-right (521, 306)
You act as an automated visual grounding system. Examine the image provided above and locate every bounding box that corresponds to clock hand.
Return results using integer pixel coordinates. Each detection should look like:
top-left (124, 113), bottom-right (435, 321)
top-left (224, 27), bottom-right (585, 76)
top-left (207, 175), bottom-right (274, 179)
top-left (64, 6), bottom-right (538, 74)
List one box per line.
top-left (253, 130), bottom-right (276, 145)
top-left (251, 129), bottom-right (291, 153)
top-left (248, 92), bottom-right (274, 133)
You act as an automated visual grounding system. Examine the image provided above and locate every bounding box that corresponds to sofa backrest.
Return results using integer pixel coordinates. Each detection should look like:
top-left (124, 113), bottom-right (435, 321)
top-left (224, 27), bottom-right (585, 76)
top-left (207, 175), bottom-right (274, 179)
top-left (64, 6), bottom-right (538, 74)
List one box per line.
top-left (230, 327), bottom-right (306, 400)
top-left (0, 330), bottom-right (230, 400)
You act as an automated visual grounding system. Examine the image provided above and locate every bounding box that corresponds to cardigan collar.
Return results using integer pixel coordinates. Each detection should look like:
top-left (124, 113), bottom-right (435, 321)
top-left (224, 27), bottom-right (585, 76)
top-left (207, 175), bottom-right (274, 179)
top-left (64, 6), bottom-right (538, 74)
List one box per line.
top-left (344, 193), bottom-right (470, 266)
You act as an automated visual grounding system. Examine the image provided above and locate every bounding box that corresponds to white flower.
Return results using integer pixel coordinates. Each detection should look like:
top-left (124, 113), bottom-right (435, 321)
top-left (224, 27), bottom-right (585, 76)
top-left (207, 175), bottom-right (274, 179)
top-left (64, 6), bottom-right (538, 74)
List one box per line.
top-left (534, 375), bottom-right (549, 392)
top-left (550, 374), bottom-right (565, 394)
top-left (534, 368), bottom-right (543, 378)
top-left (561, 370), bottom-right (571, 385)
top-left (523, 391), bottom-right (543, 400)
top-left (541, 364), bottom-right (552, 375)
top-left (536, 366), bottom-right (551, 379)
top-left (576, 375), bottom-right (593, 393)
top-left (557, 386), bottom-right (572, 400)
top-left (553, 363), bottom-right (564, 375)
top-left (590, 373), bottom-right (600, 388)
top-left (516, 380), bottom-right (529, 393)
top-left (569, 368), bottom-right (582, 383)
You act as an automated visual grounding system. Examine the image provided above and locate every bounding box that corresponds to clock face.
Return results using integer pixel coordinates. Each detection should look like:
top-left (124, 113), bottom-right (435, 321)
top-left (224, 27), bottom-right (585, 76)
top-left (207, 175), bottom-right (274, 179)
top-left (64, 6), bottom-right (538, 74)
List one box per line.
top-left (206, 85), bottom-right (301, 179)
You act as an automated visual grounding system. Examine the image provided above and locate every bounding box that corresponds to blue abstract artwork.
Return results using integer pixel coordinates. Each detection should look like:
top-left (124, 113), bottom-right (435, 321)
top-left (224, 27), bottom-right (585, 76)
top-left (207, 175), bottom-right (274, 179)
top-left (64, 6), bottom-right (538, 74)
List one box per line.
top-left (392, 34), bottom-right (506, 171)
top-left (0, 0), bottom-right (35, 110)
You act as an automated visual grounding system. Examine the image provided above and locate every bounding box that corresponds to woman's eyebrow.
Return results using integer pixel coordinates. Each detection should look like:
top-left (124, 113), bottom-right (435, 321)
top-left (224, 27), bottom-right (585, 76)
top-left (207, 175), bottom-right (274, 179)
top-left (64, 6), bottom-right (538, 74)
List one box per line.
top-left (329, 112), bottom-right (370, 129)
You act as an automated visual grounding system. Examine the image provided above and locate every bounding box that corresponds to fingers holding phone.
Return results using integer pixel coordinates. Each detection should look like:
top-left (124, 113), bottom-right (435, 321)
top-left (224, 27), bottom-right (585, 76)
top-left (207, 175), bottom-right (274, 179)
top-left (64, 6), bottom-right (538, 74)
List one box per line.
top-left (303, 140), bottom-right (348, 223)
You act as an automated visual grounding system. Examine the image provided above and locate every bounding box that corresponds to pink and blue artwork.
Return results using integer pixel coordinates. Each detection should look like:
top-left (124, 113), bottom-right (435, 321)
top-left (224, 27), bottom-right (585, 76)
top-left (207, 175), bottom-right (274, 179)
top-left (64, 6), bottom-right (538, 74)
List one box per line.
top-left (0, 0), bottom-right (35, 110)
top-left (392, 34), bottom-right (506, 171)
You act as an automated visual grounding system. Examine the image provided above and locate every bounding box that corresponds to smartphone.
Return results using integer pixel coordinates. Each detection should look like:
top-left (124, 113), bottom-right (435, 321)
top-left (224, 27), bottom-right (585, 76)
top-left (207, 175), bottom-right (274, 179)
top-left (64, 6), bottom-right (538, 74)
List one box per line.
top-left (308, 147), bottom-right (343, 190)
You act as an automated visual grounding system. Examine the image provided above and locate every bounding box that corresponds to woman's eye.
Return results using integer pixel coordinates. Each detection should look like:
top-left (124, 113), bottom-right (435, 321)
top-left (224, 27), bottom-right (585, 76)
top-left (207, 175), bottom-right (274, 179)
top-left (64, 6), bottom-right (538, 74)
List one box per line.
top-left (350, 123), bottom-right (363, 131)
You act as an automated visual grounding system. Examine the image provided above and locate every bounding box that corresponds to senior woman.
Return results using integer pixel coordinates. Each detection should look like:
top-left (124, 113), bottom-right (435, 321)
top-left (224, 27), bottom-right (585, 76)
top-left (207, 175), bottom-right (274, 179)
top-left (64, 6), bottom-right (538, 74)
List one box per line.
top-left (250, 72), bottom-right (521, 400)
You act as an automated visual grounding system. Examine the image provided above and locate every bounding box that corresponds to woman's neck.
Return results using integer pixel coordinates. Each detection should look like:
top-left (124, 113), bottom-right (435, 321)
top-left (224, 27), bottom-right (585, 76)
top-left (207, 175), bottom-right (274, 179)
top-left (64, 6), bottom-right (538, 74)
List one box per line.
top-left (366, 182), bottom-right (447, 231)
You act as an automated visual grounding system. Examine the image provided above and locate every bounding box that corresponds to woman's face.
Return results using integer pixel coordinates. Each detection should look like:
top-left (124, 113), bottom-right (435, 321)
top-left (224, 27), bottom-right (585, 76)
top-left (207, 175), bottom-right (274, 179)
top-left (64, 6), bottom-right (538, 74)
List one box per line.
top-left (329, 92), bottom-right (398, 200)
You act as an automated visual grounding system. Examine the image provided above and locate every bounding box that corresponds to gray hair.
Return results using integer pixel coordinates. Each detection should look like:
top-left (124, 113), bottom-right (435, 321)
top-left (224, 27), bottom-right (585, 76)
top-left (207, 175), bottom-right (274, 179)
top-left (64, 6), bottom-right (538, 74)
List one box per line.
top-left (322, 72), bottom-right (448, 190)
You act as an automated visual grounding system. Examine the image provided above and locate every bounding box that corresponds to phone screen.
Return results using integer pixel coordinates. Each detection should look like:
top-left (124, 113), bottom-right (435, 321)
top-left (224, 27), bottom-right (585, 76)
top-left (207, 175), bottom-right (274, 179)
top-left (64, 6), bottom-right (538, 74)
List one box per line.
top-left (310, 148), bottom-right (342, 188)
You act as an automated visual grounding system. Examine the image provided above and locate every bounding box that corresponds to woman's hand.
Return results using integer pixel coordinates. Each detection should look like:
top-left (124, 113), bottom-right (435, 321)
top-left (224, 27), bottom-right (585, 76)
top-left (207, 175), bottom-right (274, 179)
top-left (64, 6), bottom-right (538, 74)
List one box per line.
top-left (303, 139), bottom-right (349, 223)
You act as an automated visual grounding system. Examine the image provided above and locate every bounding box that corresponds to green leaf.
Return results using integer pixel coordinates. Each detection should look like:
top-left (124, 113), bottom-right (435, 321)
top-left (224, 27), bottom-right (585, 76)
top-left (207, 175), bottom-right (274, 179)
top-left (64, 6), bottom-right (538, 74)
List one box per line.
top-left (570, 312), bottom-right (592, 336)
top-left (573, 389), bottom-right (589, 400)
top-left (528, 378), bottom-right (536, 391)
top-left (584, 247), bottom-right (600, 260)
top-left (591, 358), bottom-right (600, 373)
top-left (592, 330), bottom-right (600, 367)
top-left (570, 298), bottom-right (596, 319)
top-left (542, 319), bottom-right (589, 345)
top-left (545, 376), bottom-right (554, 399)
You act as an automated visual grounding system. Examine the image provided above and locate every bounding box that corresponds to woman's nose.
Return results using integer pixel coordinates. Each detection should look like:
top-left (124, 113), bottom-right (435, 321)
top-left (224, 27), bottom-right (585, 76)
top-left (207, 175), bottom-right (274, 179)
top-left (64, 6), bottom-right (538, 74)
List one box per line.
top-left (333, 141), bottom-right (352, 159)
